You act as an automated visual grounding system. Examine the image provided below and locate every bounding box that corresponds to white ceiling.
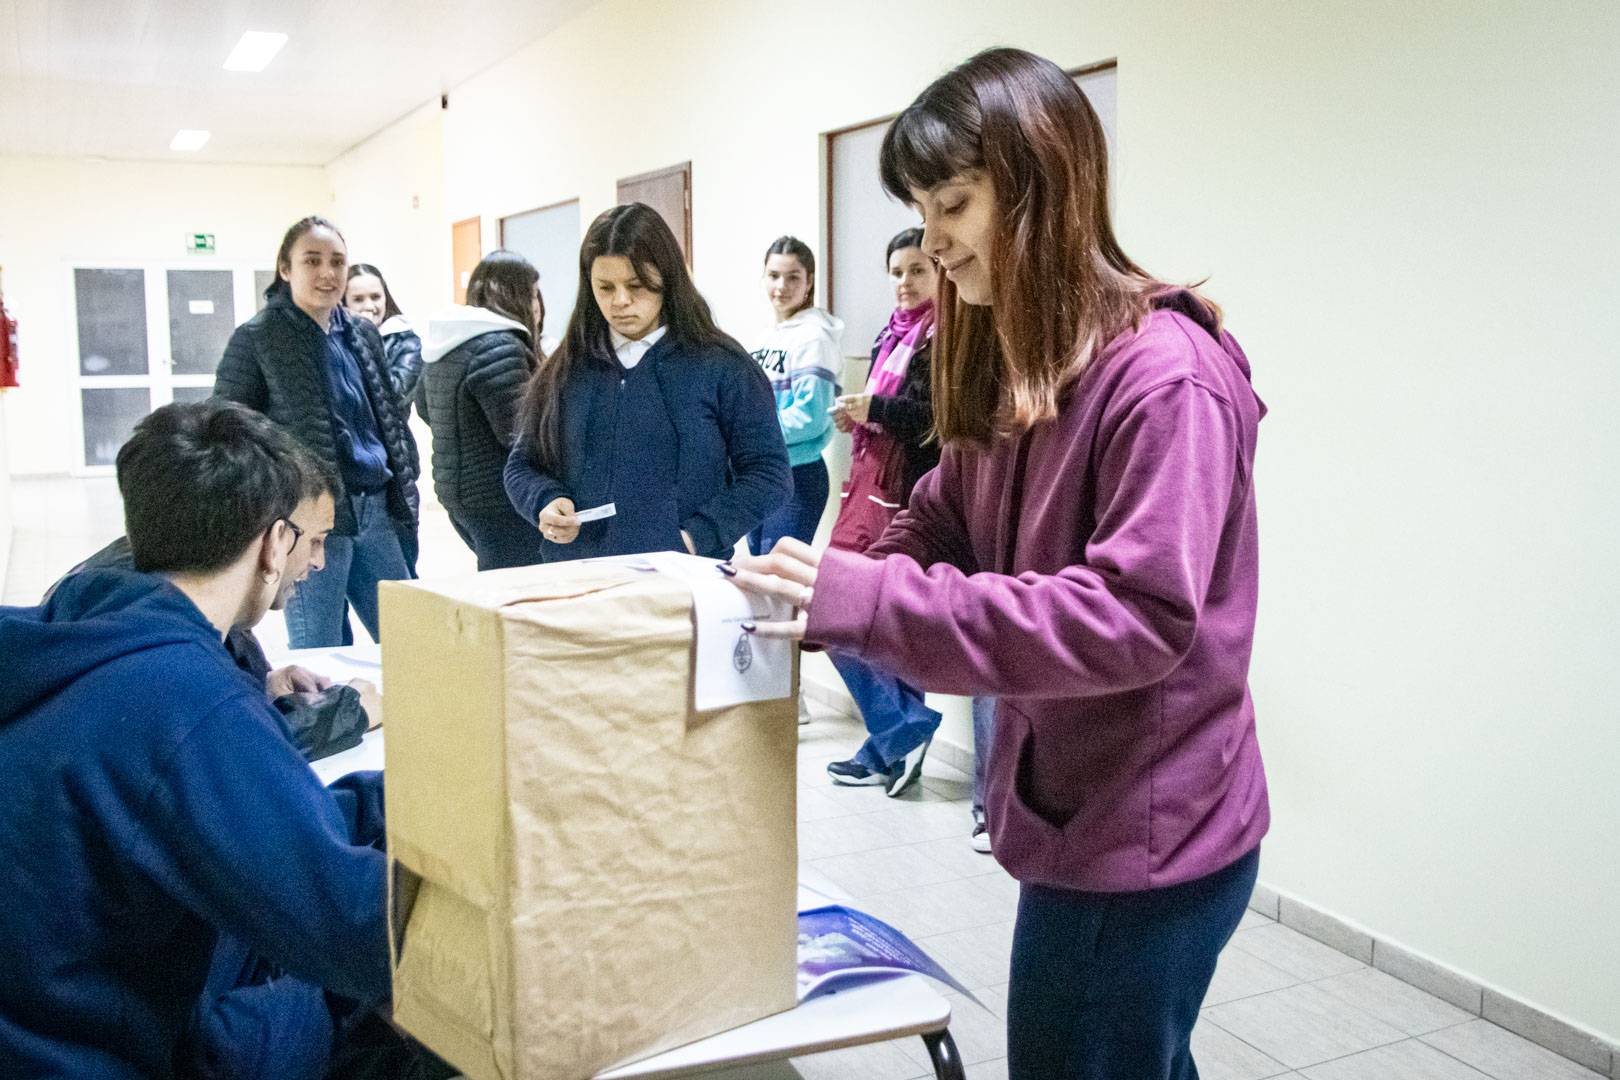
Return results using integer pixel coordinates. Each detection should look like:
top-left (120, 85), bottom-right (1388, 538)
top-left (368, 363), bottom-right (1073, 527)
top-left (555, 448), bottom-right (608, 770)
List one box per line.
top-left (0, 0), bottom-right (599, 165)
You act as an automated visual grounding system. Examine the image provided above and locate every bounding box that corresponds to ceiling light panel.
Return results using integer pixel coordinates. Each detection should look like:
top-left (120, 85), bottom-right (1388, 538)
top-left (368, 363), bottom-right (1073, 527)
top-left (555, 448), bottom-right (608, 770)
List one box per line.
top-left (170, 129), bottom-right (211, 151)
top-left (222, 31), bottom-right (288, 72)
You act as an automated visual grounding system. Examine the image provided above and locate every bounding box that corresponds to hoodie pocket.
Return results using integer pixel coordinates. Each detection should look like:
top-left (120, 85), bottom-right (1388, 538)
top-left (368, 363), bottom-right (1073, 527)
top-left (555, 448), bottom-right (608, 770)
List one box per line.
top-left (984, 703), bottom-right (1064, 883)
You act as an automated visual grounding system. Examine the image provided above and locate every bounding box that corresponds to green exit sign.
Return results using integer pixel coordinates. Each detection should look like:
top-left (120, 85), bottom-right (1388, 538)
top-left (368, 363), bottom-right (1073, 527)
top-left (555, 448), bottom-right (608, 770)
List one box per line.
top-left (186, 233), bottom-right (215, 253)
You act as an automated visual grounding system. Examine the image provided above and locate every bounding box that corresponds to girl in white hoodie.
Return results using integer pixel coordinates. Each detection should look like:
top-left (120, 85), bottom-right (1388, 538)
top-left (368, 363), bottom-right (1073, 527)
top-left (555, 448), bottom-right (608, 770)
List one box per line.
top-left (418, 250), bottom-right (545, 569)
top-left (748, 236), bottom-right (842, 556)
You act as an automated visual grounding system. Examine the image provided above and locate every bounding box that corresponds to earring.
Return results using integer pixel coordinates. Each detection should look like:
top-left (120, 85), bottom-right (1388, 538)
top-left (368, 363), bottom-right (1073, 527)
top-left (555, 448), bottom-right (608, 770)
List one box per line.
top-left (263, 569), bottom-right (281, 585)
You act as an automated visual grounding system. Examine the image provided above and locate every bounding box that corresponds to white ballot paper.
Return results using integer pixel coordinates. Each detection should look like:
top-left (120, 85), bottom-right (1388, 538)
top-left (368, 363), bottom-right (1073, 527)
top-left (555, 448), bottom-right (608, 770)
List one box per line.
top-left (593, 551), bottom-right (794, 710)
top-left (574, 502), bottom-right (616, 522)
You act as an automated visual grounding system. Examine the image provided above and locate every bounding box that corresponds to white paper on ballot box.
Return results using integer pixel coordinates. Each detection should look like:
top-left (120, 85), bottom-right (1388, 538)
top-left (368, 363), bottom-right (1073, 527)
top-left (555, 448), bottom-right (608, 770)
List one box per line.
top-left (588, 551), bottom-right (794, 710)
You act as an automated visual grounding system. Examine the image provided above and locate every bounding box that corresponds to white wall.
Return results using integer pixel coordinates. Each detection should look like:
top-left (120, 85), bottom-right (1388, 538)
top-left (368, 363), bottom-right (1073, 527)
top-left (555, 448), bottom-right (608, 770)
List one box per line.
top-left (0, 157), bottom-right (332, 476)
top-left (327, 103), bottom-right (453, 325)
top-left (0, 391), bottom-right (11, 586)
top-left (325, 0), bottom-right (1620, 1041)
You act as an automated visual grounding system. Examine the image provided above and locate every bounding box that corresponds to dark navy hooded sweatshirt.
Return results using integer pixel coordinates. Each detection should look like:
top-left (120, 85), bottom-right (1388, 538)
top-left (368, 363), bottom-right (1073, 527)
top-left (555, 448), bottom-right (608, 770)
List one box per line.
top-left (0, 568), bottom-right (390, 1080)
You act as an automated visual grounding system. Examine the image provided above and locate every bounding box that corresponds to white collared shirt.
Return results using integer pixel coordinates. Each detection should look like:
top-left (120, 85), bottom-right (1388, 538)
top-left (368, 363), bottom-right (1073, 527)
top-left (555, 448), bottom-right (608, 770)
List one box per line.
top-left (610, 324), bottom-right (667, 369)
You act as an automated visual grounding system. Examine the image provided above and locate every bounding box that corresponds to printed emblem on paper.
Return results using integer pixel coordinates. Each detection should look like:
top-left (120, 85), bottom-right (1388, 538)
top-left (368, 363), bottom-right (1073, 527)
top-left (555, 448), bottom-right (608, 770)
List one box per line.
top-left (733, 632), bottom-right (753, 673)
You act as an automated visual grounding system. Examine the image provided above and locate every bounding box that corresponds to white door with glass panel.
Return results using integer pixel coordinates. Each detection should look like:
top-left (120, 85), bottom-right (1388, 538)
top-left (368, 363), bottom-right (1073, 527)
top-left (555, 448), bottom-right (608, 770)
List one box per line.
top-left (71, 264), bottom-right (275, 473)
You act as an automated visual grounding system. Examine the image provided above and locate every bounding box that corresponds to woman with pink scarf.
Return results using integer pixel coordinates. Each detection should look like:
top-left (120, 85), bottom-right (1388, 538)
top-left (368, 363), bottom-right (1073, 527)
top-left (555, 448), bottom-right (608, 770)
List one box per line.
top-left (822, 228), bottom-right (945, 797)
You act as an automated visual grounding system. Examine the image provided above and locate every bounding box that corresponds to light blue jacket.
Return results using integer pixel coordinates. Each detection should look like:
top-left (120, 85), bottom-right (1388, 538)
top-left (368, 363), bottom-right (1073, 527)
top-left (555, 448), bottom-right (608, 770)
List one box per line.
top-left (751, 307), bottom-right (844, 467)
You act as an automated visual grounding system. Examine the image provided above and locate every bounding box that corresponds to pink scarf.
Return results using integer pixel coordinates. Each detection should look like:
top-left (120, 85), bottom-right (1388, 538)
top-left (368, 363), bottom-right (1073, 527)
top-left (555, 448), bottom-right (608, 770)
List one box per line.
top-left (853, 301), bottom-right (934, 458)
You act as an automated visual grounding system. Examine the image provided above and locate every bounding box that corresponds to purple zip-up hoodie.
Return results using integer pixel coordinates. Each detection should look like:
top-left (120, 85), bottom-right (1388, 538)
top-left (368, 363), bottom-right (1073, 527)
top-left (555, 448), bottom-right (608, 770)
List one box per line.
top-left (806, 291), bottom-right (1269, 892)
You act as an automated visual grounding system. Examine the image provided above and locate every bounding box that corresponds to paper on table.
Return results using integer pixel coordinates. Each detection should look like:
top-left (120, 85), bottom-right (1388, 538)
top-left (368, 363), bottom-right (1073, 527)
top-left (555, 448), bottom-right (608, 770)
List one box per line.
top-left (311, 728), bottom-right (384, 785)
top-left (575, 502), bottom-right (616, 522)
top-left (640, 551), bottom-right (793, 710)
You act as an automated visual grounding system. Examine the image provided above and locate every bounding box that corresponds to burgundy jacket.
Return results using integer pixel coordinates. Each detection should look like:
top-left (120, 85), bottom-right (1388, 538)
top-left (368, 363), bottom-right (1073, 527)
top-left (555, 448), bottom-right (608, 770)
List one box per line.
top-left (806, 292), bottom-right (1269, 892)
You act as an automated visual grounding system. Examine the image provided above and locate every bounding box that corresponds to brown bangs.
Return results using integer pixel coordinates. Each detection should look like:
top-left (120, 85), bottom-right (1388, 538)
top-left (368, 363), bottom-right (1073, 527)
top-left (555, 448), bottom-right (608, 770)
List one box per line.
top-left (883, 49), bottom-right (1213, 445)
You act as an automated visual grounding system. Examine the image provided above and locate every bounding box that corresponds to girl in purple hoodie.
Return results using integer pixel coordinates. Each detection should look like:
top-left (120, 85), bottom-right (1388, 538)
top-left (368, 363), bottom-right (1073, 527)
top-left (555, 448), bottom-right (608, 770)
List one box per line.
top-left (726, 47), bottom-right (1269, 1080)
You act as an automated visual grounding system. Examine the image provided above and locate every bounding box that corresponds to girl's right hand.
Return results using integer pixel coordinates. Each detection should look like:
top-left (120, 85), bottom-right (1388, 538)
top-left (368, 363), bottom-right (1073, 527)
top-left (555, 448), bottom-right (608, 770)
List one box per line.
top-left (539, 498), bottom-right (580, 544)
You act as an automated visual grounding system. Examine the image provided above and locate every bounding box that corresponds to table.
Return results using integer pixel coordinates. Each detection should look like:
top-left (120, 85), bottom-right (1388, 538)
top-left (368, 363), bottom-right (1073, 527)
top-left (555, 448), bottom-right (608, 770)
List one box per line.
top-left (274, 645), bottom-right (966, 1080)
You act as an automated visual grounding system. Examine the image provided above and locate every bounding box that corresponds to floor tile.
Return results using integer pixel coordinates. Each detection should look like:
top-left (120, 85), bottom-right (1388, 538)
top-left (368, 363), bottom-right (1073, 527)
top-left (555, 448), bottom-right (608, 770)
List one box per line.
top-left (964, 1058), bottom-right (1007, 1080)
top-left (854, 876), bottom-right (1014, 939)
top-left (909, 836), bottom-right (1004, 880)
top-left (790, 1038), bottom-right (929, 1080)
top-left (797, 813), bottom-right (904, 861)
top-left (1302, 1038), bottom-right (1494, 1080)
top-left (1204, 944), bottom-right (1301, 1006)
top-left (860, 800), bottom-right (980, 845)
top-left (796, 787), bottom-right (858, 823)
top-left (1191, 1017), bottom-right (1293, 1080)
top-left (913, 920), bottom-right (1016, 990)
top-left (1231, 923), bottom-right (1367, 982)
top-left (1313, 967), bottom-right (1473, 1036)
top-left (1203, 983), bottom-right (1407, 1069)
top-left (808, 844), bottom-right (959, 899)
top-left (1422, 1019), bottom-right (1608, 1080)
top-left (1238, 909), bottom-right (1276, 931)
top-left (898, 992), bottom-right (1006, 1068)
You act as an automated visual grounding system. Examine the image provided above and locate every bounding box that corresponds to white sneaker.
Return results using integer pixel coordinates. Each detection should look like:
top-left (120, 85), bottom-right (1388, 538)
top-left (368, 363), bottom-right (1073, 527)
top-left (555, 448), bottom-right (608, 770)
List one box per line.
top-left (798, 694), bottom-right (813, 726)
top-left (970, 808), bottom-right (992, 854)
top-left (886, 737), bottom-right (931, 798)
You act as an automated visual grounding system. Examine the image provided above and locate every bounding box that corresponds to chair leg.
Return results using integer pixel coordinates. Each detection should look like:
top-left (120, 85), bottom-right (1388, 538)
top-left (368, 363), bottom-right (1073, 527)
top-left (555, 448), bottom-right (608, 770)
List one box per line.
top-left (921, 1029), bottom-right (966, 1080)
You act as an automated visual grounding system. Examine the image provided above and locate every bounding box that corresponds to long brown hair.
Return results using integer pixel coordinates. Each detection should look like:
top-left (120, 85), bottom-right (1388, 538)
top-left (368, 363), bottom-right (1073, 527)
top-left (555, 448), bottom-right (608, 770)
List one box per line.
top-left (516, 203), bottom-right (744, 476)
top-left (880, 48), bottom-right (1217, 443)
top-left (466, 250), bottom-right (541, 344)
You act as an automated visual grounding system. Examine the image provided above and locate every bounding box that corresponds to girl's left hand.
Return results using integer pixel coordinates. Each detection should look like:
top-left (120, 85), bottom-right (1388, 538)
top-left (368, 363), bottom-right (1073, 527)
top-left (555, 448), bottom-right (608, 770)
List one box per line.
top-left (721, 538), bottom-right (821, 640)
top-left (834, 393), bottom-right (872, 426)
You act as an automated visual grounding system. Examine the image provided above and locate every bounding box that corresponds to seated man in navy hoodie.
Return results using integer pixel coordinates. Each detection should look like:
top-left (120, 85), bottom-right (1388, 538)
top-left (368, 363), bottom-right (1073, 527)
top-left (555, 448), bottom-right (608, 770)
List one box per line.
top-left (0, 401), bottom-right (434, 1080)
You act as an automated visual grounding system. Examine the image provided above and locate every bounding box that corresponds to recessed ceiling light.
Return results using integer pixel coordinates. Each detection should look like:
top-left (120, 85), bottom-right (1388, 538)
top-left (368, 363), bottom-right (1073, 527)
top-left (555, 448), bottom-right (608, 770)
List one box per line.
top-left (171, 129), bottom-right (211, 151)
top-left (223, 31), bottom-right (288, 72)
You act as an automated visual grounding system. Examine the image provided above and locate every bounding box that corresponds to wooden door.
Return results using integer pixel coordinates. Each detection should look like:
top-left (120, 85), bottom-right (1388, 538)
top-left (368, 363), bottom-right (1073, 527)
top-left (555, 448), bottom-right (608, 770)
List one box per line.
top-left (616, 162), bottom-right (691, 268)
top-left (451, 216), bottom-right (482, 304)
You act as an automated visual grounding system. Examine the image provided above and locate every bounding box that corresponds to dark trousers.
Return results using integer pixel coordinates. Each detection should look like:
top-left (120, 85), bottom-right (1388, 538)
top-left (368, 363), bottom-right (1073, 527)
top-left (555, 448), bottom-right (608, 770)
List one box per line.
top-left (448, 504), bottom-right (545, 571)
top-left (1007, 846), bottom-right (1260, 1080)
top-left (748, 458), bottom-right (830, 556)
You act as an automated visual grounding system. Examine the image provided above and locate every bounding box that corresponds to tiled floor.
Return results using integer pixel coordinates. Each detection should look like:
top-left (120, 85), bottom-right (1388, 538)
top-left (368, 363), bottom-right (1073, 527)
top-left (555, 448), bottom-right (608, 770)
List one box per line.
top-left (3, 475), bottom-right (1605, 1080)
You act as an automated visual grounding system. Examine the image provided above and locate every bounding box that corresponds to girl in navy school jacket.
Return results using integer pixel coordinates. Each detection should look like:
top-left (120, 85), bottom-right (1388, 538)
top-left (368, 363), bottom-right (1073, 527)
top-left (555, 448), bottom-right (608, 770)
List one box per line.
top-left (504, 203), bottom-right (791, 562)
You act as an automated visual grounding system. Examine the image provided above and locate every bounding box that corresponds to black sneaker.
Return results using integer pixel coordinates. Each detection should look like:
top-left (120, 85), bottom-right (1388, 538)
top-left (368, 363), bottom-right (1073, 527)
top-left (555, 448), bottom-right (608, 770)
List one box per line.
top-left (827, 758), bottom-right (887, 786)
top-left (885, 737), bottom-right (932, 798)
top-left (970, 808), bottom-right (992, 854)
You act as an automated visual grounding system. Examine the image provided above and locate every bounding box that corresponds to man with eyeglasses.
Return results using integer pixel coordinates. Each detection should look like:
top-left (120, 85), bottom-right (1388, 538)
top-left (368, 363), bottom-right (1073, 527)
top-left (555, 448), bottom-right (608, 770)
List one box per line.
top-left (0, 401), bottom-right (449, 1080)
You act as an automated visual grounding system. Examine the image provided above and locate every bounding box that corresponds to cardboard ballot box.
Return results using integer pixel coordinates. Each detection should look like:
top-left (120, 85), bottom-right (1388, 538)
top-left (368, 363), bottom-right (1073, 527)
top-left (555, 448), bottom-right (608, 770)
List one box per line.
top-left (380, 558), bottom-right (799, 1080)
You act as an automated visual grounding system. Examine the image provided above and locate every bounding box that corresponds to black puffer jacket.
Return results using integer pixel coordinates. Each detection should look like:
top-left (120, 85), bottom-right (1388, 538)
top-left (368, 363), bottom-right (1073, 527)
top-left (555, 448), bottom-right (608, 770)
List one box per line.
top-left (214, 290), bottom-right (420, 555)
top-left (417, 322), bottom-right (535, 515)
top-left (380, 321), bottom-right (424, 403)
top-left (865, 333), bottom-right (940, 505)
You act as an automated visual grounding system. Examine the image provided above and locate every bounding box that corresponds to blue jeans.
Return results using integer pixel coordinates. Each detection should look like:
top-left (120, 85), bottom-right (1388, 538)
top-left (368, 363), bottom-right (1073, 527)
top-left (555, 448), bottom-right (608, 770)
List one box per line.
top-left (285, 490), bottom-right (412, 648)
top-left (749, 458), bottom-right (829, 556)
top-left (1007, 846), bottom-right (1260, 1080)
top-left (830, 651), bottom-right (942, 771)
top-left (972, 696), bottom-right (996, 813)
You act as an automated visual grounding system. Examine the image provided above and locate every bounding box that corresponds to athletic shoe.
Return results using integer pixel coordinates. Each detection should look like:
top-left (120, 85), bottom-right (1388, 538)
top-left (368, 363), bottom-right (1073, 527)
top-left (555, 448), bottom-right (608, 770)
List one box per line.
top-left (970, 808), bottom-right (992, 853)
top-left (798, 694), bottom-right (813, 726)
top-left (885, 737), bottom-right (932, 798)
top-left (827, 758), bottom-right (887, 786)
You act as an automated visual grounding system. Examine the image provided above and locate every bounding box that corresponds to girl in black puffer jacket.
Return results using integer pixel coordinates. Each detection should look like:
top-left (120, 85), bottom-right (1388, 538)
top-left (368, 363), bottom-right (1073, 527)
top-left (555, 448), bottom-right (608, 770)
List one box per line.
top-left (345, 263), bottom-right (424, 403)
top-left (418, 251), bottom-right (545, 570)
top-left (214, 216), bottom-right (420, 649)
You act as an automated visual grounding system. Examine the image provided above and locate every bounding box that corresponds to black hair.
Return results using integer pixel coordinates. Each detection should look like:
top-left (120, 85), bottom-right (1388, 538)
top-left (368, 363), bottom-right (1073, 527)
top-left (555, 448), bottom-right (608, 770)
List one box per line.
top-left (346, 262), bottom-right (404, 322)
top-left (516, 203), bottom-right (743, 476)
top-left (885, 227), bottom-right (926, 265)
top-left (117, 401), bottom-right (336, 575)
top-left (267, 216), bottom-right (345, 299)
top-left (467, 250), bottom-right (541, 344)
top-left (764, 235), bottom-right (816, 311)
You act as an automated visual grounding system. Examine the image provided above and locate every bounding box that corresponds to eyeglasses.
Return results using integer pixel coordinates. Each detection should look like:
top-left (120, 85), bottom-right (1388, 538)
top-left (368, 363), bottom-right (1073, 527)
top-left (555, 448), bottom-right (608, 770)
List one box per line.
top-left (282, 520), bottom-right (304, 550)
